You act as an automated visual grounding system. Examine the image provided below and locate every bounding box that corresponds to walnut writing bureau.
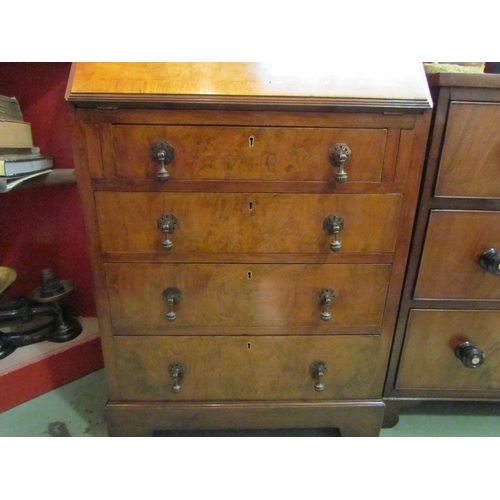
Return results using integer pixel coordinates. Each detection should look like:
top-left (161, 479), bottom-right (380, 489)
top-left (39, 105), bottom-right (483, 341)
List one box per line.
top-left (66, 63), bottom-right (431, 436)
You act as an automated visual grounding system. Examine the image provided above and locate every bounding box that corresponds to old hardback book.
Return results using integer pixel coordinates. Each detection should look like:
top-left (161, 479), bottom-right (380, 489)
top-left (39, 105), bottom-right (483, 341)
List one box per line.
top-left (0, 155), bottom-right (53, 176)
top-left (0, 119), bottom-right (33, 148)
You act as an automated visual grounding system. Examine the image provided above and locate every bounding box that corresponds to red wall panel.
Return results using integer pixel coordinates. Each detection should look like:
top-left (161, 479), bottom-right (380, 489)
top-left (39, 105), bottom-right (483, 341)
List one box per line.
top-left (0, 63), bottom-right (96, 317)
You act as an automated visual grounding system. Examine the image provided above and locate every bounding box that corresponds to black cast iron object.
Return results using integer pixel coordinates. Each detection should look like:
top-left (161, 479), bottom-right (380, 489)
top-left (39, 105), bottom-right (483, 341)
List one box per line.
top-left (0, 269), bottom-right (83, 360)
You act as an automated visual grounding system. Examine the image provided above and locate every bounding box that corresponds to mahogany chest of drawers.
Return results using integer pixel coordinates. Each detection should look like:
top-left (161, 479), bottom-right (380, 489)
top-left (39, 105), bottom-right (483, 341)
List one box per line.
top-left (66, 63), bottom-right (431, 436)
top-left (384, 72), bottom-right (500, 426)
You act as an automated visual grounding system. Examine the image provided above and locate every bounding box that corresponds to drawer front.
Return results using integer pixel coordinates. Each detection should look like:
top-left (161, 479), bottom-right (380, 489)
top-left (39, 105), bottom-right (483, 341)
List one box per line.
top-left (96, 192), bottom-right (402, 255)
top-left (111, 125), bottom-right (387, 181)
top-left (105, 263), bottom-right (391, 331)
top-left (114, 335), bottom-right (380, 400)
top-left (396, 310), bottom-right (500, 390)
top-left (415, 210), bottom-right (500, 300)
top-left (435, 102), bottom-right (500, 198)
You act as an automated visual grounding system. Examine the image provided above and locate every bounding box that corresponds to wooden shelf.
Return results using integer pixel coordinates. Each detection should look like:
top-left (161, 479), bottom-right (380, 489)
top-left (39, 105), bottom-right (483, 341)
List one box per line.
top-left (16, 168), bottom-right (76, 189)
top-left (0, 317), bottom-right (103, 413)
top-left (1, 169), bottom-right (77, 193)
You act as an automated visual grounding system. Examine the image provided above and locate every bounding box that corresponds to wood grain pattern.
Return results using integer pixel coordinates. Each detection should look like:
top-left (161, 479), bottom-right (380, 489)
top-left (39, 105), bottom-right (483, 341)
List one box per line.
top-left (414, 210), bottom-right (500, 300)
top-left (95, 192), bottom-right (402, 255)
top-left (67, 62), bottom-right (431, 110)
top-left (111, 125), bottom-right (387, 182)
top-left (396, 310), bottom-right (500, 390)
top-left (106, 400), bottom-right (385, 437)
top-left (113, 335), bottom-right (380, 401)
top-left (85, 107), bottom-right (416, 129)
top-left (104, 263), bottom-right (391, 330)
top-left (67, 63), bottom-right (432, 436)
top-left (435, 103), bottom-right (500, 198)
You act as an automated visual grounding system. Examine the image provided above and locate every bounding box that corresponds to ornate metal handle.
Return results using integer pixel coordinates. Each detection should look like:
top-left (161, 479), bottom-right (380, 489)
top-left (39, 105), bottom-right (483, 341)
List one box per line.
top-left (163, 287), bottom-right (183, 322)
top-left (317, 288), bottom-right (336, 321)
top-left (151, 141), bottom-right (175, 181)
top-left (168, 363), bottom-right (186, 393)
top-left (479, 248), bottom-right (500, 276)
top-left (310, 361), bottom-right (328, 392)
top-left (323, 215), bottom-right (345, 252)
top-left (455, 341), bottom-right (485, 368)
top-left (157, 213), bottom-right (179, 251)
top-left (328, 143), bottom-right (351, 184)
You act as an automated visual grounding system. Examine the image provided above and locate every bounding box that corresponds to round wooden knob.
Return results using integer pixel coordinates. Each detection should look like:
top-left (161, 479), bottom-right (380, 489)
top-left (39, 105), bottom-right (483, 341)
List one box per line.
top-left (455, 341), bottom-right (485, 368)
top-left (479, 248), bottom-right (500, 276)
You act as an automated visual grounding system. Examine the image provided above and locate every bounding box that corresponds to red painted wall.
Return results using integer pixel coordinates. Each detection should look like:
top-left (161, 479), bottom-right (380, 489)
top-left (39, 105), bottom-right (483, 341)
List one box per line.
top-left (0, 63), bottom-right (96, 317)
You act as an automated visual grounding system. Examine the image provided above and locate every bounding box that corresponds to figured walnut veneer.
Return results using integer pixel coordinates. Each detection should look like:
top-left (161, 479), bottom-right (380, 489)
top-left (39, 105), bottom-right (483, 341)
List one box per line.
top-left (67, 63), bottom-right (431, 436)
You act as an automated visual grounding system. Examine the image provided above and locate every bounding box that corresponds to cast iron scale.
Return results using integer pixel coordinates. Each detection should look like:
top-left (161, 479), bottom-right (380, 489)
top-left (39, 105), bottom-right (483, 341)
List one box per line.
top-left (0, 267), bottom-right (82, 359)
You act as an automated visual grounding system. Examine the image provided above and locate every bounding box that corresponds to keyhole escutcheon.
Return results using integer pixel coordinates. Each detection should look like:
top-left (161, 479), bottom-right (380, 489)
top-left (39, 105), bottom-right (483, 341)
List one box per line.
top-left (249, 135), bottom-right (255, 147)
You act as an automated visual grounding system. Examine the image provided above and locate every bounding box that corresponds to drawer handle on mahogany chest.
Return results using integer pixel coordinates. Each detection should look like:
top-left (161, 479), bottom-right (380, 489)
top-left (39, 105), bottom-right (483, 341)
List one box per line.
top-left (310, 361), bottom-right (328, 392)
top-left (479, 248), bottom-right (500, 276)
top-left (323, 214), bottom-right (345, 252)
top-left (328, 143), bottom-right (351, 184)
top-left (157, 213), bottom-right (179, 251)
top-left (150, 141), bottom-right (175, 181)
top-left (317, 288), bottom-right (336, 321)
top-left (163, 287), bottom-right (183, 322)
top-left (168, 363), bottom-right (186, 393)
top-left (455, 341), bottom-right (485, 369)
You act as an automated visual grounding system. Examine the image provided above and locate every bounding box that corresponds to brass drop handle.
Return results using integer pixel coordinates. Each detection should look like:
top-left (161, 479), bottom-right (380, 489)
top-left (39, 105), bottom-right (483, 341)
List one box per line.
top-left (317, 288), bottom-right (336, 321)
top-left (455, 341), bottom-right (485, 368)
top-left (310, 361), bottom-right (328, 392)
top-left (151, 141), bottom-right (175, 181)
top-left (323, 215), bottom-right (345, 252)
top-left (328, 143), bottom-right (351, 184)
top-left (157, 213), bottom-right (179, 251)
top-left (479, 248), bottom-right (500, 276)
top-left (163, 287), bottom-right (183, 322)
top-left (168, 363), bottom-right (186, 393)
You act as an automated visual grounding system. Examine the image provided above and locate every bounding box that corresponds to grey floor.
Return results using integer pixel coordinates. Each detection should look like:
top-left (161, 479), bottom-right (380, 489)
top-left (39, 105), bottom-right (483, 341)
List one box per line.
top-left (0, 369), bottom-right (499, 437)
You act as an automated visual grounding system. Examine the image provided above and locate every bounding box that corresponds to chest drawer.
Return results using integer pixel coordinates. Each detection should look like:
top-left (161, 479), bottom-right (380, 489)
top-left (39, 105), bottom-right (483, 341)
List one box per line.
top-left (104, 263), bottom-right (391, 332)
top-left (435, 102), bottom-right (500, 198)
top-left (414, 210), bottom-right (500, 300)
top-left (113, 334), bottom-right (380, 401)
top-left (96, 192), bottom-right (402, 255)
top-left (396, 309), bottom-right (500, 391)
top-left (111, 125), bottom-right (387, 182)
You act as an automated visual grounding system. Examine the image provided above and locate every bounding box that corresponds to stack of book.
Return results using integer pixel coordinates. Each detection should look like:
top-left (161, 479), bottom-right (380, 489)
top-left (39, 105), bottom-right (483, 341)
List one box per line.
top-left (0, 95), bottom-right (53, 193)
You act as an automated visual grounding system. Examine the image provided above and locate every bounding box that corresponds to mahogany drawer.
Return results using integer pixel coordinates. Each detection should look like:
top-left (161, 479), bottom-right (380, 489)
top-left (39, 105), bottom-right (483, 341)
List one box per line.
top-left (435, 102), bottom-right (500, 198)
top-left (110, 125), bottom-right (388, 182)
top-left (414, 210), bottom-right (500, 300)
top-left (95, 192), bottom-right (402, 255)
top-left (113, 334), bottom-right (380, 401)
top-left (104, 263), bottom-right (391, 333)
top-left (396, 309), bottom-right (500, 390)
